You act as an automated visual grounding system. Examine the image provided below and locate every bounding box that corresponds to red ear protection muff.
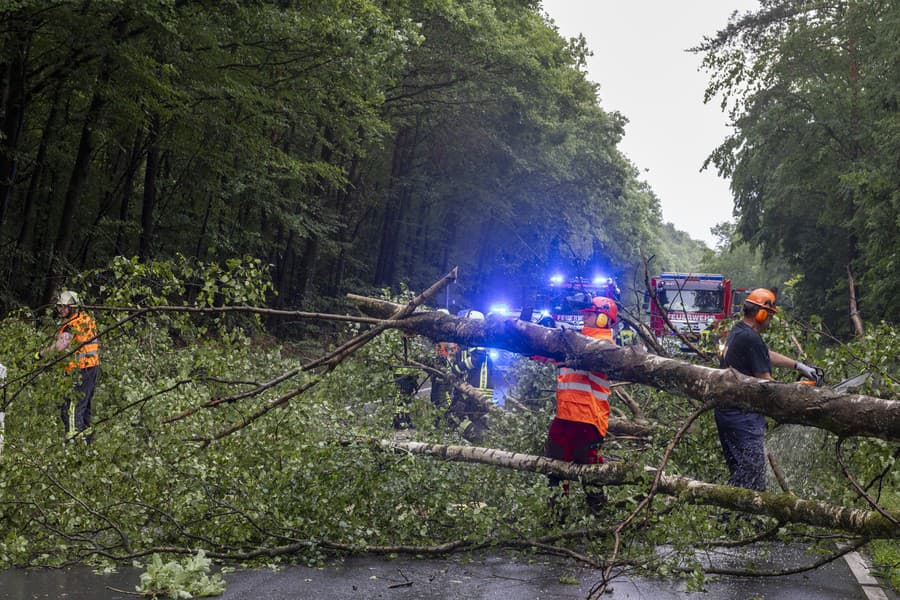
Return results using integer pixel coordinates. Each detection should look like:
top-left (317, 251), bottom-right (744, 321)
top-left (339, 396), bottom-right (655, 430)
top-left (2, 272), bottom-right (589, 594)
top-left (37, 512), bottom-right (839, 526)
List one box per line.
top-left (596, 313), bottom-right (609, 327)
top-left (755, 308), bottom-right (769, 323)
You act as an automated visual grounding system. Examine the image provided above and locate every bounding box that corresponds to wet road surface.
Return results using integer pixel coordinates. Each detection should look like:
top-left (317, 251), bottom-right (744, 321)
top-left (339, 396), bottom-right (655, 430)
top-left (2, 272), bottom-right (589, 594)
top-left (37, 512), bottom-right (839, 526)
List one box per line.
top-left (0, 545), bottom-right (895, 599)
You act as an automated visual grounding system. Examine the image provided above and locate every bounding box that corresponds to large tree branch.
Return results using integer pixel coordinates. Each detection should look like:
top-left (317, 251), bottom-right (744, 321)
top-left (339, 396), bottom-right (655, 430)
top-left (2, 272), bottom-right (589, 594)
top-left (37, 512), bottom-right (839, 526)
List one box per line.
top-left (350, 296), bottom-right (900, 442)
top-left (381, 440), bottom-right (899, 538)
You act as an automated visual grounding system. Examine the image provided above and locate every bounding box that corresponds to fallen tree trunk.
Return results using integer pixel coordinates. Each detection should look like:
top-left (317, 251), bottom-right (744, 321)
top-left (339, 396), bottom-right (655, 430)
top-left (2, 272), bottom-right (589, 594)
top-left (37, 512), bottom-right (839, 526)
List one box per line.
top-left (381, 440), bottom-right (899, 538)
top-left (351, 296), bottom-right (900, 442)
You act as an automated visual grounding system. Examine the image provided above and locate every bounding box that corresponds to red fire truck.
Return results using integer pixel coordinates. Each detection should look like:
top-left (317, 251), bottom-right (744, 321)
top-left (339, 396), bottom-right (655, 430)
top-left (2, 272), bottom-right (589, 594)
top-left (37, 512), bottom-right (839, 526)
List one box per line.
top-left (537, 274), bottom-right (620, 329)
top-left (646, 273), bottom-right (733, 350)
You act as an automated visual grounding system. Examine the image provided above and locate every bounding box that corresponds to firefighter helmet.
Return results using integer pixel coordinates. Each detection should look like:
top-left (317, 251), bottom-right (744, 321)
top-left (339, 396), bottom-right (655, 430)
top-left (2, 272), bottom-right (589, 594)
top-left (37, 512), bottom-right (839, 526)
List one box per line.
top-left (745, 288), bottom-right (778, 314)
top-left (582, 295), bottom-right (617, 324)
top-left (465, 310), bottom-right (485, 320)
top-left (57, 291), bottom-right (81, 306)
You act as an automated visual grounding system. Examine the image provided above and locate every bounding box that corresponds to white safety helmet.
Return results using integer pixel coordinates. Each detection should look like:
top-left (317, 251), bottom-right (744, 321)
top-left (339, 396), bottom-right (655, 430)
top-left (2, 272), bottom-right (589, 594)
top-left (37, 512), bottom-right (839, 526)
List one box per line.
top-left (465, 310), bottom-right (485, 320)
top-left (57, 291), bottom-right (81, 306)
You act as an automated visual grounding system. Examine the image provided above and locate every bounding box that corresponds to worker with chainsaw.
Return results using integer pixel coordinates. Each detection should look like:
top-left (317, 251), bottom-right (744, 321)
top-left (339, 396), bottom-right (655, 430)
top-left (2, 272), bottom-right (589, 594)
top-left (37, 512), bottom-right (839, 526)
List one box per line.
top-left (40, 291), bottom-right (100, 443)
top-left (543, 295), bottom-right (617, 516)
top-left (715, 288), bottom-right (822, 491)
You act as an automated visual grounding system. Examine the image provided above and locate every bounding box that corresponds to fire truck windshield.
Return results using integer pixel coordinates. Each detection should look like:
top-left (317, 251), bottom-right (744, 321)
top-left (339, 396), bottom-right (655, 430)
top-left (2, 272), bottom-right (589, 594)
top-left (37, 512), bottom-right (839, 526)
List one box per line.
top-left (662, 289), bottom-right (724, 313)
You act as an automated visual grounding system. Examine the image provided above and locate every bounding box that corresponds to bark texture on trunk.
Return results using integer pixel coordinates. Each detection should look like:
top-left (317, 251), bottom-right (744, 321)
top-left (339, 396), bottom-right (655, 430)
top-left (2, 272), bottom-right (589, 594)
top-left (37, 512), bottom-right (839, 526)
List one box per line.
top-left (351, 295), bottom-right (899, 442)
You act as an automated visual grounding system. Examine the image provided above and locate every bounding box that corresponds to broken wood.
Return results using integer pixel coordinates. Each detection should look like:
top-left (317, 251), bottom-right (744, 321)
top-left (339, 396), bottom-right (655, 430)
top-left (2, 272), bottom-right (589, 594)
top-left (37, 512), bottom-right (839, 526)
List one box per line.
top-left (847, 265), bottom-right (865, 337)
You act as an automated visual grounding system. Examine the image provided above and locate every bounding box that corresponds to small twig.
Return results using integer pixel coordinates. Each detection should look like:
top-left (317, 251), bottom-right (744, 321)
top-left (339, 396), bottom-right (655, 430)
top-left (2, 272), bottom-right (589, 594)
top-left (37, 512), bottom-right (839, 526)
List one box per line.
top-left (692, 537), bottom-right (869, 577)
top-left (590, 400), bottom-right (716, 598)
top-left (767, 452), bottom-right (793, 494)
top-left (163, 369), bottom-right (301, 423)
top-left (190, 378), bottom-right (320, 445)
top-left (611, 387), bottom-right (643, 420)
top-left (105, 586), bottom-right (144, 597)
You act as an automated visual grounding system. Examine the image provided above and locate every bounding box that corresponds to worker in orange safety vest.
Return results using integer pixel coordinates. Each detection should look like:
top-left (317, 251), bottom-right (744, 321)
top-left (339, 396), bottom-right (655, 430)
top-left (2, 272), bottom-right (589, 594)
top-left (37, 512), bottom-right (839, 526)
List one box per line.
top-left (40, 291), bottom-right (100, 443)
top-left (542, 295), bottom-right (617, 517)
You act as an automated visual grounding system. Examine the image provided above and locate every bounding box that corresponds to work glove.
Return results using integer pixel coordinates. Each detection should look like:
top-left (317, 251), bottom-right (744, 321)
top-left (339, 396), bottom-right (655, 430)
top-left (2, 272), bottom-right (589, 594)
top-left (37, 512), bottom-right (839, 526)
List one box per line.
top-left (795, 362), bottom-right (823, 385)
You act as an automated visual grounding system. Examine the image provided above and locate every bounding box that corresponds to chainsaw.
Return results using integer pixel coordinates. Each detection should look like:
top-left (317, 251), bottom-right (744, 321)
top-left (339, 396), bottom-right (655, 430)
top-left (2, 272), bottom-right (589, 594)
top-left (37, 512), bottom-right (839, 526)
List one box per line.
top-left (798, 369), bottom-right (869, 392)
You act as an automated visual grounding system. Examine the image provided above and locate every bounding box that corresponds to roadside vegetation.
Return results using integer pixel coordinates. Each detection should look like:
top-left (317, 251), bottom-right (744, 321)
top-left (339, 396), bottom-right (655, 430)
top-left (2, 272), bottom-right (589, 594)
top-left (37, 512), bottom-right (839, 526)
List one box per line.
top-left (0, 258), bottom-right (895, 597)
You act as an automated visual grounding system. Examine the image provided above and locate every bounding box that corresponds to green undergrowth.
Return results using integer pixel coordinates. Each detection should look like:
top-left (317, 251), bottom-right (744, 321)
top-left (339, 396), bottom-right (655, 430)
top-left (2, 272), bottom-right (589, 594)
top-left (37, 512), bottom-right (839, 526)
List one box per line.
top-left (0, 259), bottom-right (895, 596)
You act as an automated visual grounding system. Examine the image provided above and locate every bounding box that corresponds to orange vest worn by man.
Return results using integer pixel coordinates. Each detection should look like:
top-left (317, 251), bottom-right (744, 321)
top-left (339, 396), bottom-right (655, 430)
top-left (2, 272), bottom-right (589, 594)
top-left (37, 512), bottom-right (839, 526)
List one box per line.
top-left (41, 291), bottom-right (100, 443)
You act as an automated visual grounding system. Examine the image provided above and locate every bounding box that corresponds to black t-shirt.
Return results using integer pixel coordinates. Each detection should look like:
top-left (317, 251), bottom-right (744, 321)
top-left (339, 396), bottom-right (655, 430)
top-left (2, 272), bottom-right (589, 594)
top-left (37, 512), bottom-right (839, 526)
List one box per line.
top-left (717, 321), bottom-right (770, 426)
top-left (720, 321), bottom-right (771, 377)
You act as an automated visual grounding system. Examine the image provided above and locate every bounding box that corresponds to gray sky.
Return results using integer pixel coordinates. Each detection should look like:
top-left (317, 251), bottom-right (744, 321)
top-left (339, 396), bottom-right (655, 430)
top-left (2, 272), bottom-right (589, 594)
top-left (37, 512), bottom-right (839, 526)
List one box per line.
top-left (541, 0), bottom-right (759, 247)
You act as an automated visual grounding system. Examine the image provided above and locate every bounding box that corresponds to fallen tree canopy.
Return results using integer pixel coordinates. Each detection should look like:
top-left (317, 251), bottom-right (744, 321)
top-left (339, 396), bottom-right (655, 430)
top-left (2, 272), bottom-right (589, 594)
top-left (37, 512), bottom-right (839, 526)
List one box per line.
top-left (350, 295), bottom-right (900, 443)
top-left (381, 440), bottom-right (898, 538)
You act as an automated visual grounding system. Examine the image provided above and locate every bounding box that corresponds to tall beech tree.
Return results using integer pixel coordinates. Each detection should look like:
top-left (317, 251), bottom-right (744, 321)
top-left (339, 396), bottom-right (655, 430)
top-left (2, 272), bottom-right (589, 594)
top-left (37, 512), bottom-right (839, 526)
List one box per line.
top-left (696, 0), bottom-right (900, 331)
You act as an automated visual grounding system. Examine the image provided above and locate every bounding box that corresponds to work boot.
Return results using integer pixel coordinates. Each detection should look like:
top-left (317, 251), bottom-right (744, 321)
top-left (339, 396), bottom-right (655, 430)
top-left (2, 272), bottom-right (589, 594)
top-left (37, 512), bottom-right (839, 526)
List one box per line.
top-left (547, 492), bottom-right (569, 526)
top-left (586, 490), bottom-right (608, 516)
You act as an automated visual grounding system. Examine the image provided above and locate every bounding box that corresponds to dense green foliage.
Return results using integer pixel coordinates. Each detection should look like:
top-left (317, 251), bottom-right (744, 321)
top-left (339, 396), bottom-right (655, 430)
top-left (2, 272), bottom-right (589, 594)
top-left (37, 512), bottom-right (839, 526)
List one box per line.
top-left (0, 262), bottom-right (895, 593)
top-left (696, 0), bottom-right (900, 332)
top-left (0, 0), bottom-right (689, 319)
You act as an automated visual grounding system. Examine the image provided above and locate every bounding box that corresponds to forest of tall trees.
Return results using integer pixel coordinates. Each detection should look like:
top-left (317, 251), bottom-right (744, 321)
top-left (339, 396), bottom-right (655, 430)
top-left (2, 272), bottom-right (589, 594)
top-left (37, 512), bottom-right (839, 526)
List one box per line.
top-left (0, 1), bottom-right (661, 315)
top-left (2, 2), bottom-right (896, 333)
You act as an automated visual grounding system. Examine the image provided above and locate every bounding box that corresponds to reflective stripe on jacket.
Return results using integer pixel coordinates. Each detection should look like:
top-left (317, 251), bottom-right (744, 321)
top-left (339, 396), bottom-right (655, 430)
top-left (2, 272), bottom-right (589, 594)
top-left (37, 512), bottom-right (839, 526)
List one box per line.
top-left (58, 312), bottom-right (99, 372)
top-left (554, 326), bottom-right (613, 435)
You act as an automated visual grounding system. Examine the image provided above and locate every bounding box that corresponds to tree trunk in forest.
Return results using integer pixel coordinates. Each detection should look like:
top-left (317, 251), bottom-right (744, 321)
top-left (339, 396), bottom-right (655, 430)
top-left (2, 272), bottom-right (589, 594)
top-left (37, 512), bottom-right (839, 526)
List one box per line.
top-left (45, 88), bottom-right (104, 301)
top-left (350, 295), bottom-right (900, 442)
top-left (274, 229), bottom-right (296, 309)
top-left (375, 123), bottom-right (418, 287)
top-left (13, 83), bottom-right (61, 285)
top-left (0, 30), bottom-right (31, 226)
top-left (296, 236), bottom-right (319, 307)
top-left (328, 157), bottom-right (361, 296)
top-left (193, 193), bottom-right (213, 261)
top-left (113, 129), bottom-right (144, 257)
top-left (139, 113), bottom-right (160, 260)
top-left (381, 440), bottom-right (899, 538)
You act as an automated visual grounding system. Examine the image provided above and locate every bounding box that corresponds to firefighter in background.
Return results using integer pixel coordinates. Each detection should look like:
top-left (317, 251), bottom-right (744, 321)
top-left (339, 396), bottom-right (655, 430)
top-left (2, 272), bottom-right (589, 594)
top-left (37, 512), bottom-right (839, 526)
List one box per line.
top-left (458, 311), bottom-right (493, 404)
top-left (430, 309), bottom-right (460, 410)
top-left (543, 295), bottom-right (617, 516)
top-left (392, 330), bottom-right (421, 430)
top-left (40, 291), bottom-right (100, 443)
top-left (448, 310), bottom-right (494, 439)
top-left (715, 288), bottom-right (822, 491)
top-left (617, 321), bottom-right (636, 346)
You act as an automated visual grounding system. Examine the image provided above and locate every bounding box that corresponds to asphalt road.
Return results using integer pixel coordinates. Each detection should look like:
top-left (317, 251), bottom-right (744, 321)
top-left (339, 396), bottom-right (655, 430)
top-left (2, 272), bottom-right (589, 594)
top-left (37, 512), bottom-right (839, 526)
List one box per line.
top-left (0, 544), bottom-right (895, 600)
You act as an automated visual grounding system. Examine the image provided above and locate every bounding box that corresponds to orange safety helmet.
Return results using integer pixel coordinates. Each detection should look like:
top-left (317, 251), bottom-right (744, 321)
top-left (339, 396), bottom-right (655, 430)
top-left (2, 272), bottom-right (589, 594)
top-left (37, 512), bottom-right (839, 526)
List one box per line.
top-left (745, 288), bottom-right (778, 313)
top-left (745, 288), bottom-right (777, 323)
top-left (582, 295), bottom-right (617, 327)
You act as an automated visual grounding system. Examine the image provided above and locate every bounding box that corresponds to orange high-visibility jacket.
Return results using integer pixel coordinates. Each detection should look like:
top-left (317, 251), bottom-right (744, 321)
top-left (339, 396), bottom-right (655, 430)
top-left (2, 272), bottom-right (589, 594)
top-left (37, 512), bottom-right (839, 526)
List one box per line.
top-left (58, 312), bottom-right (99, 372)
top-left (555, 326), bottom-right (612, 436)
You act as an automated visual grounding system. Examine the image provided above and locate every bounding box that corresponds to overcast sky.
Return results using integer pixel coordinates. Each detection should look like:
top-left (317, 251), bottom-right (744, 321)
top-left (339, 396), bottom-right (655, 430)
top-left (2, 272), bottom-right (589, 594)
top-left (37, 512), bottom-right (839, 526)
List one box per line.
top-left (541, 0), bottom-right (759, 247)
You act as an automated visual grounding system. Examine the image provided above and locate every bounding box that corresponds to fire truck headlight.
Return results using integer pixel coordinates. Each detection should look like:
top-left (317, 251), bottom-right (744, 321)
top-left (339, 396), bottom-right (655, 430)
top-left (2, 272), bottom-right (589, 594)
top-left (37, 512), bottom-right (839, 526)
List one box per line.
top-left (550, 274), bottom-right (564, 284)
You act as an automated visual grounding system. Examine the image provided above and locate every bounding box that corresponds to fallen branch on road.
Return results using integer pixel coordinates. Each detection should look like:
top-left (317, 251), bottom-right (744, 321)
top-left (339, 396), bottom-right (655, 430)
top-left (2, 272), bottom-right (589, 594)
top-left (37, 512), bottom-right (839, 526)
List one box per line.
top-left (378, 440), bottom-right (900, 538)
